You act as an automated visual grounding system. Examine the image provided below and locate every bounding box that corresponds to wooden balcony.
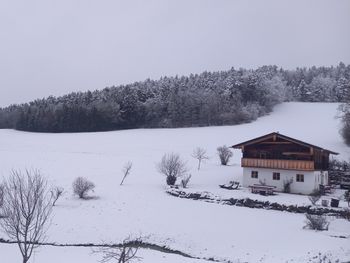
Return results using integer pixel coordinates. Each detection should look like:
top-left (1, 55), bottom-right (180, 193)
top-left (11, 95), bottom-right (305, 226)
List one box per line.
top-left (241, 158), bottom-right (315, 171)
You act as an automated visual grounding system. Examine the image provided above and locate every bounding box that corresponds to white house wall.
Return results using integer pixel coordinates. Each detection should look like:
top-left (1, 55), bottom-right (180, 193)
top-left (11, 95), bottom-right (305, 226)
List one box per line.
top-left (242, 168), bottom-right (328, 195)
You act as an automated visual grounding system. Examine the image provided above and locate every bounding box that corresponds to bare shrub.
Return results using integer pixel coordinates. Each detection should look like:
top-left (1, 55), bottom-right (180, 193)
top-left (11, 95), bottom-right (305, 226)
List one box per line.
top-left (308, 195), bottom-right (321, 206)
top-left (258, 179), bottom-right (266, 186)
top-left (309, 252), bottom-right (340, 263)
top-left (95, 237), bottom-right (142, 263)
top-left (283, 178), bottom-right (293, 193)
top-left (51, 186), bottom-right (64, 206)
top-left (344, 208), bottom-right (350, 221)
top-left (217, 145), bottom-right (233, 165)
top-left (345, 190), bottom-right (350, 207)
top-left (308, 189), bottom-right (322, 206)
top-left (0, 183), bottom-right (4, 207)
top-left (181, 174), bottom-right (192, 188)
top-left (120, 161), bottom-right (133, 186)
top-left (73, 177), bottom-right (95, 199)
top-left (192, 147), bottom-right (209, 170)
top-left (157, 153), bottom-right (188, 186)
top-left (0, 170), bottom-right (53, 263)
top-left (304, 214), bottom-right (329, 231)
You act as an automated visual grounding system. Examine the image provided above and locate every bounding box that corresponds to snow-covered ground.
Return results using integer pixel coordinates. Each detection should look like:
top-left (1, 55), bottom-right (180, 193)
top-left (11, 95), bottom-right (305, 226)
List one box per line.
top-left (1, 102), bottom-right (350, 262)
top-left (0, 243), bottom-right (206, 263)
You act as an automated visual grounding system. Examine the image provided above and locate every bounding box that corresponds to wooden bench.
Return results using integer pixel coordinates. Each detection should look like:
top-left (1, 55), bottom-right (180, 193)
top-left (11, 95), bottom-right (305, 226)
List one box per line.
top-left (249, 184), bottom-right (276, 195)
top-left (219, 181), bottom-right (240, 190)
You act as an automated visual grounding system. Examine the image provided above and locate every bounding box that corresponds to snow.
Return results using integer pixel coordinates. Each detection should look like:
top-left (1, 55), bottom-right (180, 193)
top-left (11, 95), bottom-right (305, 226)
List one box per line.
top-left (0, 243), bottom-right (206, 263)
top-left (0, 102), bottom-right (350, 262)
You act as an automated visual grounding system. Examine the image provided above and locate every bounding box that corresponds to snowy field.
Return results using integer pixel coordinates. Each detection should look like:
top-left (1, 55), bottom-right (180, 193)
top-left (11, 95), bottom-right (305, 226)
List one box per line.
top-left (1, 102), bottom-right (350, 262)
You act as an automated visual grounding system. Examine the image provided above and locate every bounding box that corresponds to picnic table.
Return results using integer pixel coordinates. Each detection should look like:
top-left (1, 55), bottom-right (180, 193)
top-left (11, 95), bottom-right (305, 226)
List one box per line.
top-left (249, 184), bottom-right (276, 195)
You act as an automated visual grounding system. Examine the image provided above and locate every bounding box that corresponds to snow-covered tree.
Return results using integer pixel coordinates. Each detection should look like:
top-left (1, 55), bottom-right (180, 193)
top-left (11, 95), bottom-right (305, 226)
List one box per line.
top-left (0, 64), bottom-right (348, 132)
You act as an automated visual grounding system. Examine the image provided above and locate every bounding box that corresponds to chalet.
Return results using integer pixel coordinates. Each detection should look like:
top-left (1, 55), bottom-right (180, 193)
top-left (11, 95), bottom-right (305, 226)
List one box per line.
top-left (231, 132), bottom-right (338, 195)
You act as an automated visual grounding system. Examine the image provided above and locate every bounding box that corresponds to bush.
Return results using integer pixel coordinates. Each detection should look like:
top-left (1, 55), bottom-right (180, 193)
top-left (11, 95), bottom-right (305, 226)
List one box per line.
top-left (283, 178), bottom-right (293, 193)
top-left (0, 184), bottom-right (4, 207)
top-left (217, 145), bottom-right (233, 165)
top-left (181, 174), bottom-right (192, 188)
top-left (310, 253), bottom-right (338, 263)
top-left (304, 214), bottom-right (329, 231)
top-left (72, 177), bottom-right (95, 199)
top-left (94, 236), bottom-right (142, 263)
top-left (345, 190), bottom-right (350, 207)
top-left (344, 208), bottom-right (350, 221)
top-left (258, 179), bottom-right (266, 186)
top-left (340, 105), bottom-right (350, 146)
top-left (308, 189), bottom-right (321, 206)
top-left (157, 153), bottom-right (188, 186)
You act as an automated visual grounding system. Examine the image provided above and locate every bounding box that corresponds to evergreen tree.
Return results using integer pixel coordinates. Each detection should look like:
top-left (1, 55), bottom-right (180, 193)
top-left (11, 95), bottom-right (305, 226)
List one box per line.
top-left (0, 63), bottom-right (348, 133)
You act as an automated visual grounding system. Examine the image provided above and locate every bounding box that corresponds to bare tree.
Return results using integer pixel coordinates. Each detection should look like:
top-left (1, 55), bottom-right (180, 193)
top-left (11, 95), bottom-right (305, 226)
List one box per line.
top-left (217, 145), bottom-right (233, 165)
top-left (192, 147), bottom-right (209, 170)
top-left (95, 237), bottom-right (142, 263)
top-left (0, 170), bottom-right (53, 263)
top-left (157, 153), bottom-right (188, 186)
top-left (120, 162), bottom-right (133, 186)
top-left (50, 186), bottom-right (64, 206)
top-left (72, 177), bottom-right (95, 199)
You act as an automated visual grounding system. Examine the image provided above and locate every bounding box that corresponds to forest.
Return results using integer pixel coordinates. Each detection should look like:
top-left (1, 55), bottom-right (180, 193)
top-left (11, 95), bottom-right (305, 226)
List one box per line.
top-left (0, 63), bottom-right (349, 133)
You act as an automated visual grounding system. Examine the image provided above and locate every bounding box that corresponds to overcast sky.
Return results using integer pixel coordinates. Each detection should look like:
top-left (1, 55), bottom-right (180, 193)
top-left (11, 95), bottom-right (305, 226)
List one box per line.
top-left (0, 0), bottom-right (349, 107)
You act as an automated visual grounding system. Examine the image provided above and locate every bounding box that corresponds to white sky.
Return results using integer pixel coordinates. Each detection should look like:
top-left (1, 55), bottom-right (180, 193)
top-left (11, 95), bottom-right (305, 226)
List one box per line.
top-left (0, 0), bottom-right (349, 107)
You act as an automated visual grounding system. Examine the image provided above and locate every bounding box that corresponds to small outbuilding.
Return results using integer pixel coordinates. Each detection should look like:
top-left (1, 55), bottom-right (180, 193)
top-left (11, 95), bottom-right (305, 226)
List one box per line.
top-left (231, 132), bottom-right (338, 195)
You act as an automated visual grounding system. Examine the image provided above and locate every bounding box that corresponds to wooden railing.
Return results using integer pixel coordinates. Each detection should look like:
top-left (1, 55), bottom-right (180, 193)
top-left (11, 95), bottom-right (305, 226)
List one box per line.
top-left (241, 158), bottom-right (314, 171)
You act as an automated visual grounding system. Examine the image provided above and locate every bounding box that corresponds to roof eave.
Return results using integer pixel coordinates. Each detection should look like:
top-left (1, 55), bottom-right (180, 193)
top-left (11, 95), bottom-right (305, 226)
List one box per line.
top-left (230, 132), bottom-right (338, 155)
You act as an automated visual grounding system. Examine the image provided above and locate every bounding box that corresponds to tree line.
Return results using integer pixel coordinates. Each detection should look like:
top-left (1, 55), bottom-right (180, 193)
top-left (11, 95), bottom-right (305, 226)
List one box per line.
top-left (0, 63), bottom-right (349, 133)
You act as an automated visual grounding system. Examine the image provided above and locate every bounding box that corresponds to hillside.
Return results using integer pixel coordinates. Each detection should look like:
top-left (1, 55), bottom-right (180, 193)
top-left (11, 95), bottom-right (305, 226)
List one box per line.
top-left (0, 102), bottom-right (349, 262)
top-left (0, 63), bottom-right (349, 133)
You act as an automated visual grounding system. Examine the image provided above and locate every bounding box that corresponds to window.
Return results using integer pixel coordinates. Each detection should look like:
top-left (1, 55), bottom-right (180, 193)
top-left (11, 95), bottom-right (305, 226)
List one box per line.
top-left (296, 174), bottom-right (304, 182)
top-left (251, 171), bottom-right (258, 178)
top-left (273, 172), bottom-right (280, 180)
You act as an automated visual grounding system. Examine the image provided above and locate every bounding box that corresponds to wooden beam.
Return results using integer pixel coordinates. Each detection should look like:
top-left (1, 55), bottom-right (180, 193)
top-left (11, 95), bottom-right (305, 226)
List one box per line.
top-left (260, 142), bottom-right (292, 144)
top-left (282, 152), bottom-right (313, 155)
top-left (238, 135), bottom-right (275, 146)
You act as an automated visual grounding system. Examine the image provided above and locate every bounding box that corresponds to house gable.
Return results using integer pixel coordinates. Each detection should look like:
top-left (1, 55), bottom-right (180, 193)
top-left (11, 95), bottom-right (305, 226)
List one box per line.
top-left (231, 132), bottom-right (338, 171)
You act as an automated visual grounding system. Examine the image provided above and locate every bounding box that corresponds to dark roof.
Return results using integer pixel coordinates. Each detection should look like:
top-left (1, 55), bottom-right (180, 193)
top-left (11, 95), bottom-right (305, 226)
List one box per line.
top-left (231, 132), bottom-right (338, 155)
